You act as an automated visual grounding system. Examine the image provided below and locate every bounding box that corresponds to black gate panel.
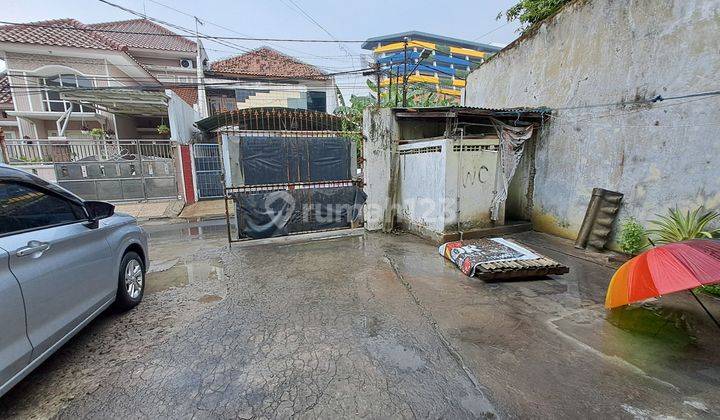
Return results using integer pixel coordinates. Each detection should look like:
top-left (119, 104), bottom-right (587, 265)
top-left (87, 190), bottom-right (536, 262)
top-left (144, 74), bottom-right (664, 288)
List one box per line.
top-left (238, 136), bottom-right (352, 185)
top-left (232, 185), bottom-right (366, 239)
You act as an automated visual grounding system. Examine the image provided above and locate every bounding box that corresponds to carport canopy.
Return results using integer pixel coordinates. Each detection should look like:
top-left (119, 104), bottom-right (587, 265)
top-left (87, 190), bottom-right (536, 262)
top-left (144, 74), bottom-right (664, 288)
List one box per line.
top-left (60, 88), bottom-right (169, 116)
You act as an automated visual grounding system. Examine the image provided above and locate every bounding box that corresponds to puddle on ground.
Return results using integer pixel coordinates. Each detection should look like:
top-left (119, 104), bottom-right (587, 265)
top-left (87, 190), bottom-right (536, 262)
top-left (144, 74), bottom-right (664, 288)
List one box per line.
top-left (550, 302), bottom-right (711, 382)
top-left (144, 219), bottom-right (232, 243)
top-left (606, 304), bottom-right (696, 346)
top-left (145, 259), bottom-right (223, 296)
top-left (146, 264), bottom-right (189, 293)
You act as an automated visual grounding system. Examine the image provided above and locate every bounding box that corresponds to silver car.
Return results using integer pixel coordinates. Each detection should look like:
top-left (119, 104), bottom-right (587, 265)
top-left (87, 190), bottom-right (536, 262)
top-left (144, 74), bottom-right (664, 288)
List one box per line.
top-left (0, 164), bottom-right (148, 397)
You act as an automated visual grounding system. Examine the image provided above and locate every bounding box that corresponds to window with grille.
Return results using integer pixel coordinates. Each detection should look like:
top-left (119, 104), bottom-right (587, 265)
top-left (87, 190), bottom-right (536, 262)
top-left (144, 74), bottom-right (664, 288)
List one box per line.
top-left (41, 74), bottom-right (94, 113)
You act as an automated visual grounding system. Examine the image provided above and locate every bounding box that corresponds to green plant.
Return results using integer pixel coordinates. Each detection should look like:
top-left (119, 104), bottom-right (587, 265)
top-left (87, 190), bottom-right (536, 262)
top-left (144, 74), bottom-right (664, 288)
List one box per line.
top-left (498, 0), bottom-right (573, 33)
top-left (618, 218), bottom-right (646, 255)
top-left (700, 284), bottom-right (720, 298)
top-left (89, 128), bottom-right (105, 139)
top-left (647, 207), bottom-right (720, 244)
top-left (157, 124), bottom-right (170, 136)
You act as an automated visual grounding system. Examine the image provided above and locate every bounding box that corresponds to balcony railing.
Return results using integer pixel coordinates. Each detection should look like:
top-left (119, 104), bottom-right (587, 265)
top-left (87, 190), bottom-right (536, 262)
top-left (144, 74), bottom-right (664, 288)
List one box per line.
top-left (2, 139), bottom-right (176, 165)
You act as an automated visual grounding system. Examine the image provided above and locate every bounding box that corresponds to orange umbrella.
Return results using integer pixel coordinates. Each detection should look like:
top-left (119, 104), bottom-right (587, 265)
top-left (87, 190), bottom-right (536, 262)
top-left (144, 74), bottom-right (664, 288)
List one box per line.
top-left (606, 239), bottom-right (720, 329)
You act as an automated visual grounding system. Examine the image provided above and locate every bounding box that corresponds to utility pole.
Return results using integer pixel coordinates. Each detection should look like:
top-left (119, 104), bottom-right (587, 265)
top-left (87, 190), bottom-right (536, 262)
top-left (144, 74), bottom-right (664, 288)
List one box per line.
top-left (402, 37), bottom-right (408, 107)
top-left (375, 62), bottom-right (381, 106)
top-left (388, 68), bottom-right (393, 106)
top-left (195, 16), bottom-right (209, 118)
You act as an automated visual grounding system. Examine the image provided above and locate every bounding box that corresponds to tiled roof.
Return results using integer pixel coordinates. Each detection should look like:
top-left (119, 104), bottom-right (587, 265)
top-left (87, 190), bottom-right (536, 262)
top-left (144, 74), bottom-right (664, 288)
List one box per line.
top-left (210, 47), bottom-right (327, 80)
top-left (0, 73), bottom-right (12, 106)
top-left (170, 87), bottom-right (198, 106)
top-left (0, 18), bottom-right (122, 50)
top-left (88, 19), bottom-right (196, 53)
top-left (0, 18), bottom-right (194, 53)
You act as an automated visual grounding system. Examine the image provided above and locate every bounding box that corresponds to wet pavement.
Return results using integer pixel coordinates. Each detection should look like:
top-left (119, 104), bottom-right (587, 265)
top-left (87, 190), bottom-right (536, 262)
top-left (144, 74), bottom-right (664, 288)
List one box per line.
top-left (1, 220), bottom-right (719, 418)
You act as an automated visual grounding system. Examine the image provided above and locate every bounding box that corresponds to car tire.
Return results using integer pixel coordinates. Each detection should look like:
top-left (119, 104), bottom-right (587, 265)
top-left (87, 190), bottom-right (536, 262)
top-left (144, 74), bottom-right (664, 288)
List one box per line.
top-left (114, 251), bottom-right (145, 311)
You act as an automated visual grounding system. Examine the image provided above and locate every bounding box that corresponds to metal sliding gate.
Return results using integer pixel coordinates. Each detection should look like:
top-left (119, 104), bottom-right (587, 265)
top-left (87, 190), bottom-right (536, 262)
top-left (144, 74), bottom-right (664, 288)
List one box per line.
top-left (192, 143), bottom-right (224, 199)
top-left (3, 139), bottom-right (178, 202)
top-left (193, 107), bottom-right (364, 243)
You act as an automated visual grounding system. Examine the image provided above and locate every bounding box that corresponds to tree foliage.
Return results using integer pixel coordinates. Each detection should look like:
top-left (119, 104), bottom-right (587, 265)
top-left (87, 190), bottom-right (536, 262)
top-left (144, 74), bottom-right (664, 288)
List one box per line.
top-left (334, 79), bottom-right (455, 132)
top-left (498, 0), bottom-right (573, 33)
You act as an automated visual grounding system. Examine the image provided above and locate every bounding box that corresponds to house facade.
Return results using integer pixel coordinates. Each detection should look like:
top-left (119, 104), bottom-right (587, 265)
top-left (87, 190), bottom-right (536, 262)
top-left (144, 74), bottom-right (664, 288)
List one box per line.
top-left (205, 47), bottom-right (338, 115)
top-left (0, 19), bottom-right (340, 203)
top-left (0, 18), bottom-right (202, 141)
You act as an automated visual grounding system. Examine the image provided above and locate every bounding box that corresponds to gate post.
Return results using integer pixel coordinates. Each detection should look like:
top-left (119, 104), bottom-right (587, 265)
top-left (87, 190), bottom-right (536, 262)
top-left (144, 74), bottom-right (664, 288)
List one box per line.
top-left (179, 144), bottom-right (196, 204)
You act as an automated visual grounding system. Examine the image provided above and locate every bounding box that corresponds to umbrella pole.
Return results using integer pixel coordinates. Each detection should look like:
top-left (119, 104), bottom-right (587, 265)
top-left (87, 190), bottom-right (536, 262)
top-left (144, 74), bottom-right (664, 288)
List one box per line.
top-left (689, 289), bottom-right (720, 331)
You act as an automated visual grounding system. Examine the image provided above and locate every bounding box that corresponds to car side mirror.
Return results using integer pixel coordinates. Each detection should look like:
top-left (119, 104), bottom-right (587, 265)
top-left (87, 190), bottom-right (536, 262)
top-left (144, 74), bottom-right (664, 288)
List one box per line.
top-left (85, 201), bottom-right (115, 220)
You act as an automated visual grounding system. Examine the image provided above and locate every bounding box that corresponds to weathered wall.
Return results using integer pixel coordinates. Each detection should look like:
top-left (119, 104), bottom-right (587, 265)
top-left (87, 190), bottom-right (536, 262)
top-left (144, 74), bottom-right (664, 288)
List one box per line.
top-left (362, 108), bottom-right (398, 231)
top-left (465, 0), bottom-right (720, 241)
top-left (443, 138), bottom-right (500, 231)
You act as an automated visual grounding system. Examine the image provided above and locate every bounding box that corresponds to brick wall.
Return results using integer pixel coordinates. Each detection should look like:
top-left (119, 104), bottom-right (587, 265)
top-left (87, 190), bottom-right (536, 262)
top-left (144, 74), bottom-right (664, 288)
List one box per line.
top-left (179, 145), bottom-right (196, 204)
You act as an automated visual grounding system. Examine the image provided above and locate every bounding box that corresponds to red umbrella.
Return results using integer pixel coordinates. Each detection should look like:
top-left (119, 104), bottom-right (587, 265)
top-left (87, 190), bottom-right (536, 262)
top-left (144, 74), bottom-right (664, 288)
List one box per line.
top-left (606, 239), bottom-right (720, 329)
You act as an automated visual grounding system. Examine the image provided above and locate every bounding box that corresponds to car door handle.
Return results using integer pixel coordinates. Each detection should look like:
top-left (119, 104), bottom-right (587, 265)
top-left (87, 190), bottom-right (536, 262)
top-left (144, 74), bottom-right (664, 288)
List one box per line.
top-left (16, 241), bottom-right (51, 257)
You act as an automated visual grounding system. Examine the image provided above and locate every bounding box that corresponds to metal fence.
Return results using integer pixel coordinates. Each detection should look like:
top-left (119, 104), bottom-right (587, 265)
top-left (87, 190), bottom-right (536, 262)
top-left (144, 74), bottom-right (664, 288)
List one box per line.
top-left (193, 143), bottom-right (224, 199)
top-left (2, 139), bottom-right (179, 202)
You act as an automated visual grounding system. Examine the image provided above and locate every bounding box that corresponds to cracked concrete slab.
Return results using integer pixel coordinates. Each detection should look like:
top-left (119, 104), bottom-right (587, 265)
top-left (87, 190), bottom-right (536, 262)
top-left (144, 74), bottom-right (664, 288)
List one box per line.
top-left (0, 222), bottom-right (718, 419)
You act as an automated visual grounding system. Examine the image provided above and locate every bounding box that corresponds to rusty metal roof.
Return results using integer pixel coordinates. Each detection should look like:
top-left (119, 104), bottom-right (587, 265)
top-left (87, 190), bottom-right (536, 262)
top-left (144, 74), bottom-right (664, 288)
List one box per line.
top-left (196, 107), bottom-right (343, 132)
top-left (392, 106), bottom-right (550, 120)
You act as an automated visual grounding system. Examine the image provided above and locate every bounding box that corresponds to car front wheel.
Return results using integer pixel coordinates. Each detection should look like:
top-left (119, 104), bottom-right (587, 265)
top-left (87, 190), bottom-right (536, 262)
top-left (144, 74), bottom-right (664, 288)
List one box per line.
top-left (114, 251), bottom-right (144, 310)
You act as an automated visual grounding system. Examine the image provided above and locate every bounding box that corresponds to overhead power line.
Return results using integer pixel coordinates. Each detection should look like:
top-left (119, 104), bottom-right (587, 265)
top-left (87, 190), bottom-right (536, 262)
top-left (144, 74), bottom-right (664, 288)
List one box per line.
top-left (95, 0), bottom-right (253, 54)
top-left (144, 0), bottom-right (360, 61)
top-left (0, 19), bottom-right (366, 43)
top-left (1, 55), bottom-right (362, 72)
top-left (8, 65), bottom-right (373, 82)
top-left (472, 21), bottom-right (512, 41)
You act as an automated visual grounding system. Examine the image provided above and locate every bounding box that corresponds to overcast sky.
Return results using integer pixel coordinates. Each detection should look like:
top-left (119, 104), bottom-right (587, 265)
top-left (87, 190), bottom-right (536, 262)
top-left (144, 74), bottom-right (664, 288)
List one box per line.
top-left (2, 0), bottom-right (521, 99)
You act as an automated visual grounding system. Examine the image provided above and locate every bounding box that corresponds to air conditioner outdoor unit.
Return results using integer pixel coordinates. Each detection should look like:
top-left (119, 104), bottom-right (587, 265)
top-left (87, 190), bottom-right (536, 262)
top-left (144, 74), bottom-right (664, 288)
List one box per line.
top-left (180, 59), bottom-right (193, 69)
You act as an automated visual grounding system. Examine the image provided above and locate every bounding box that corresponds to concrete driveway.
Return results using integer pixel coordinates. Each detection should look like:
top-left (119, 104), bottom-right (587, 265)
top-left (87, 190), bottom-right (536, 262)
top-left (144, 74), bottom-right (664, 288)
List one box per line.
top-left (1, 220), bottom-right (718, 418)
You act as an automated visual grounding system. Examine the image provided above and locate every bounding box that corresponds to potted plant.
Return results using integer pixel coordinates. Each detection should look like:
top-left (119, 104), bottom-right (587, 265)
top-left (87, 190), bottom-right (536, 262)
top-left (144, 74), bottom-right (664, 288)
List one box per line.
top-left (89, 128), bottom-right (105, 140)
top-left (157, 124), bottom-right (170, 136)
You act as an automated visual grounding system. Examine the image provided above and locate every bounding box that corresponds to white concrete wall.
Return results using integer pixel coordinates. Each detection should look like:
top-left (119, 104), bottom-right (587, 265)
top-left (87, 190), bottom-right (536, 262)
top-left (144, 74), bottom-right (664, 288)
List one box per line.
top-left (167, 90), bottom-right (201, 145)
top-left (444, 138), bottom-right (500, 230)
top-left (398, 138), bottom-right (500, 236)
top-left (464, 0), bottom-right (720, 241)
top-left (398, 139), bottom-right (447, 234)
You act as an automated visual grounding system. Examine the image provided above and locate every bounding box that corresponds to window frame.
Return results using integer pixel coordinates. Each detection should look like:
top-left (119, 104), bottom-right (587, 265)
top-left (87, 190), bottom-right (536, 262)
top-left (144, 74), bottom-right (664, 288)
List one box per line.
top-left (306, 91), bottom-right (327, 113)
top-left (41, 74), bottom-right (94, 113)
top-left (0, 180), bottom-right (90, 238)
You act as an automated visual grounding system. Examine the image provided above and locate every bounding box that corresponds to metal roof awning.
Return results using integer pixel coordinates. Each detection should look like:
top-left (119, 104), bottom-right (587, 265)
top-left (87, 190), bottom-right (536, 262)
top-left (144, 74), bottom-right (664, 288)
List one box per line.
top-left (392, 106), bottom-right (550, 121)
top-left (60, 88), bottom-right (169, 116)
